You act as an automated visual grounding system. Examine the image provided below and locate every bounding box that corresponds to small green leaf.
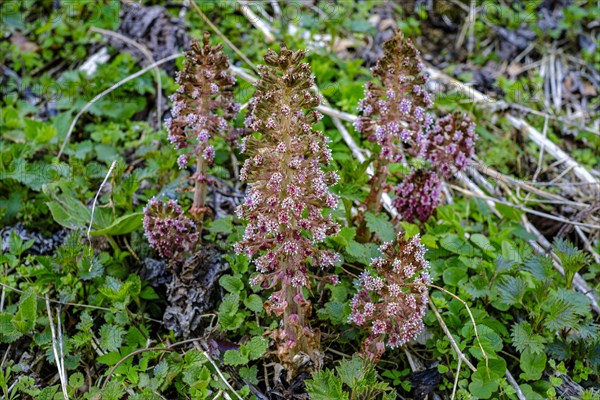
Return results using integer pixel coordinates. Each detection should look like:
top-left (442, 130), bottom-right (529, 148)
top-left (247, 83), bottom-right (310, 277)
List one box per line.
top-left (511, 321), bottom-right (546, 354)
top-left (243, 336), bottom-right (268, 360)
top-left (99, 324), bottom-right (126, 353)
top-left (12, 288), bottom-right (37, 334)
top-left (219, 275), bottom-right (244, 294)
top-left (520, 347), bottom-right (547, 381)
top-left (305, 369), bottom-right (348, 400)
top-left (223, 349), bottom-right (248, 366)
top-left (442, 267), bottom-right (467, 286)
top-left (244, 294), bottom-right (264, 312)
top-left (470, 234), bottom-right (494, 251)
top-left (365, 211), bottom-right (395, 242)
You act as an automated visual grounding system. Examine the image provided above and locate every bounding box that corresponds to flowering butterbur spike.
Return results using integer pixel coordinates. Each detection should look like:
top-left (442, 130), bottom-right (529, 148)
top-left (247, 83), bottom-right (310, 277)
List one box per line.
top-left (166, 31), bottom-right (238, 220)
top-left (354, 33), bottom-right (433, 214)
top-left (143, 198), bottom-right (199, 262)
top-left (349, 233), bottom-right (430, 362)
top-left (416, 113), bottom-right (477, 178)
top-left (393, 169), bottom-right (442, 223)
top-left (235, 44), bottom-right (340, 375)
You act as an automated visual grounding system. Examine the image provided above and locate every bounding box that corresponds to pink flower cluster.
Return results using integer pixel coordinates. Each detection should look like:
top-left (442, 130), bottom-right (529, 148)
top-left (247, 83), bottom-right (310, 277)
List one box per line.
top-left (165, 32), bottom-right (239, 170)
top-left (416, 113), bottom-right (477, 178)
top-left (234, 45), bottom-right (340, 370)
top-left (143, 198), bottom-right (199, 262)
top-left (354, 34), bottom-right (432, 164)
top-left (393, 170), bottom-right (442, 223)
top-left (349, 234), bottom-right (430, 362)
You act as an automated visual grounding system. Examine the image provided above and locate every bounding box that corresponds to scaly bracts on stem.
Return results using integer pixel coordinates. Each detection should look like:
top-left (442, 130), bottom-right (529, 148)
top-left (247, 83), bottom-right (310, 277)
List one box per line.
top-left (349, 234), bottom-right (430, 362)
top-left (165, 32), bottom-right (239, 219)
top-left (234, 44), bottom-right (340, 375)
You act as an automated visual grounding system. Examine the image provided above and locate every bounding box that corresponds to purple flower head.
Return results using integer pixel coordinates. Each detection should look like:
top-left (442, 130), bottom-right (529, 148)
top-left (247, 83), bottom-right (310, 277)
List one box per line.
top-left (393, 169), bottom-right (442, 223)
top-left (143, 198), bottom-right (199, 262)
top-left (349, 234), bottom-right (430, 362)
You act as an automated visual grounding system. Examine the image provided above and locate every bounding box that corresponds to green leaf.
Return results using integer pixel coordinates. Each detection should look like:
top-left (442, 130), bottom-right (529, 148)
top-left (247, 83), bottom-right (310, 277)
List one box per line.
top-left (96, 352), bottom-right (122, 366)
top-left (440, 234), bottom-right (477, 256)
top-left (523, 255), bottom-right (553, 282)
top-left (399, 222), bottom-right (420, 240)
top-left (468, 358), bottom-right (506, 399)
top-left (442, 267), bottom-right (467, 286)
top-left (240, 365), bottom-right (259, 384)
top-left (219, 275), bottom-right (244, 294)
top-left (219, 293), bottom-right (244, 330)
top-left (223, 349), bottom-right (248, 366)
top-left (69, 372), bottom-right (85, 389)
top-left (510, 321), bottom-right (546, 354)
top-left (495, 276), bottom-right (526, 306)
top-left (243, 294), bottom-right (263, 312)
top-left (0, 313), bottom-right (22, 343)
top-left (520, 347), bottom-right (547, 381)
top-left (305, 369), bottom-right (348, 400)
top-left (91, 212), bottom-right (143, 236)
top-left (495, 203), bottom-right (523, 220)
top-left (99, 324), bottom-right (126, 353)
top-left (470, 234), bottom-right (494, 251)
top-left (542, 294), bottom-right (579, 333)
top-left (501, 241), bottom-right (522, 263)
top-left (365, 211), bottom-right (395, 242)
top-left (12, 288), bottom-right (37, 334)
top-left (243, 336), bottom-right (268, 360)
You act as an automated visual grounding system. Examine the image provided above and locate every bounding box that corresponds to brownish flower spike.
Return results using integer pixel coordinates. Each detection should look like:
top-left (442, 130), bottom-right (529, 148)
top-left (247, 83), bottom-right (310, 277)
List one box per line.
top-left (235, 44), bottom-right (340, 376)
top-left (165, 31), bottom-right (239, 221)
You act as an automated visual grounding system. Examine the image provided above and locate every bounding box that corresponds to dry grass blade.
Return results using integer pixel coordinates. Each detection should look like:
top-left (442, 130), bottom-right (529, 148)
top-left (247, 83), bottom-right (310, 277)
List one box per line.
top-left (45, 296), bottom-right (69, 400)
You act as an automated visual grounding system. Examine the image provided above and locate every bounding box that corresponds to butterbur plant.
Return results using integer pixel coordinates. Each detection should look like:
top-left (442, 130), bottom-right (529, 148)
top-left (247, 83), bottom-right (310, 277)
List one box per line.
top-left (354, 33), bottom-right (432, 214)
top-left (144, 33), bottom-right (238, 260)
top-left (356, 32), bottom-right (477, 223)
top-left (349, 233), bottom-right (430, 362)
top-left (234, 44), bottom-right (340, 374)
top-left (165, 31), bottom-right (238, 220)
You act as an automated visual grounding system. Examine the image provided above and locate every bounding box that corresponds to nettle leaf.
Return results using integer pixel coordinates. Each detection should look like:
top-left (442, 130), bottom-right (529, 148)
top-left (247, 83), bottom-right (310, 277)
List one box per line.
top-left (219, 274), bottom-right (244, 294)
top-left (305, 369), bottom-right (348, 400)
top-left (223, 349), bottom-right (248, 366)
top-left (542, 290), bottom-right (588, 333)
top-left (240, 365), bottom-right (259, 384)
top-left (99, 324), bottom-right (126, 353)
top-left (219, 293), bottom-right (244, 331)
top-left (511, 321), bottom-right (546, 354)
top-left (0, 313), bottom-right (22, 343)
top-left (519, 347), bottom-right (547, 381)
top-left (523, 255), bottom-right (553, 282)
top-left (365, 211), bottom-right (395, 242)
top-left (243, 336), bottom-right (268, 360)
top-left (495, 276), bottom-right (527, 306)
